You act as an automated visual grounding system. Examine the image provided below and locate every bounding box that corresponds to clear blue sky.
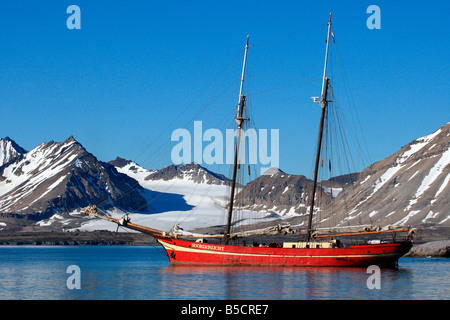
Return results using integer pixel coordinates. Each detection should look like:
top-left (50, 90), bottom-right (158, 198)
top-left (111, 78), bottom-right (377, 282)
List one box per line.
top-left (1, 1), bottom-right (449, 178)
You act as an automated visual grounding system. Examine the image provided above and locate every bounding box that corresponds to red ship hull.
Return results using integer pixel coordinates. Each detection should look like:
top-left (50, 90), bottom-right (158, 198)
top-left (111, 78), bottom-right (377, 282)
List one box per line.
top-left (153, 235), bottom-right (412, 268)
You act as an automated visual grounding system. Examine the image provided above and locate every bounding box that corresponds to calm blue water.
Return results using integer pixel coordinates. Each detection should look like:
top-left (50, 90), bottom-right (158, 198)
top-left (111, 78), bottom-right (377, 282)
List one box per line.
top-left (0, 245), bottom-right (448, 300)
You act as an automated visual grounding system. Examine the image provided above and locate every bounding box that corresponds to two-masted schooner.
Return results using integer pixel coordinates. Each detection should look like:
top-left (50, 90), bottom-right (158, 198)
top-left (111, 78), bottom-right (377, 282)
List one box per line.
top-left (82, 14), bottom-right (414, 267)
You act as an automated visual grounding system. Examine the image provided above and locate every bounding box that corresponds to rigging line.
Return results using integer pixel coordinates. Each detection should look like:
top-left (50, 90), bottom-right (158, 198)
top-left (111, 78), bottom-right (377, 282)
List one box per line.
top-left (95, 184), bottom-right (153, 218)
top-left (136, 98), bottom-right (235, 176)
top-left (98, 161), bottom-right (195, 216)
top-left (328, 102), bottom-right (350, 227)
top-left (248, 75), bottom-right (318, 80)
top-left (330, 107), bottom-right (367, 220)
top-left (92, 184), bottom-right (147, 213)
top-left (139, 77), bottom-right (241, 171)
top-left (175, 166), bottom-right (226, 228)
top-left (327, 39), bottom-right (367, 176)
top-left (173, 177), bottom-right (203, 226)
top-left (170, 113), bottom-right (236, 228)
top-left (148, 88), bottom-right (241, 190)
top-left (92, 158), bottom-right (195, 213)
top-left (112, 153), bottom-right (233, 219)
top-left (187, 76), bottom-right (240, 126)
top-left (162, 128), bottom-right (236, 222)
top-left (124, 173), bottom-right (204, 221)
top-left (203, 77), bottom-right (241, 126)
top-left (178, 180), bottom-right (230, 231)
top-left (89, 37), bottom-right (313, 223)
top-left (114, 224), bottom-right (161, 246)
top-left (333, 41), bottom-right (371, 165)
top-left (94, 47), bottom-right (298, 214)
top-left (73, 173), bottom-right (137, 213)
top-left (132, 48), bottom-right (245, 167)
top-left (203, 112), bottom-right (237, 179)
top-left (331, 89), bottom-right (366, 174)
top-left (139, 72), bottom-right (241, 169)
top-left (247, 78), bottom-right (322, 97)
top-left (329, 104), bottom-right (368, 228)
top-left (201, 50), bottom-right (251, 129)
top-left (249, 24), bottom-right (324, 47)
top-left (332, 102), bottom-right (355, 175)
top-left (95, 165), bottom-right (176, 212)
top-left (172, 152), bottom-right (234, 226)
top-left (318, 107), bottom-right (329, 226)
top-left (327, 121), bottom-right (338, 227)
top-left (90, 148), bottom-right (196, 213)
top-left (219, 103), bottom-right (256, 228)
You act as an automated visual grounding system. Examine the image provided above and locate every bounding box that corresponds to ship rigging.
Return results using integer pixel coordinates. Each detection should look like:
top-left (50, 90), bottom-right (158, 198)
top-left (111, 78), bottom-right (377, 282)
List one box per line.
top-left (82, 14), bottom-right (414, 267)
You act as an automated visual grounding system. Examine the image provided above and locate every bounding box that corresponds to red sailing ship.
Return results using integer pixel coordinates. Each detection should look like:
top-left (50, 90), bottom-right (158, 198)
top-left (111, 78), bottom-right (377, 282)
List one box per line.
top-left (82, 206), bottom-right (413, 268)
top-left (82, 14), bottom-right (414, 268)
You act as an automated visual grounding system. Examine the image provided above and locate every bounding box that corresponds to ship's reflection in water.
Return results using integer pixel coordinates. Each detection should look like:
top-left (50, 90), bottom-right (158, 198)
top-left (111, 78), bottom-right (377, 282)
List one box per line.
top-left (158, 264), bottom-right (415, 299)
top-left (1, 246), bottom-right (447, 300)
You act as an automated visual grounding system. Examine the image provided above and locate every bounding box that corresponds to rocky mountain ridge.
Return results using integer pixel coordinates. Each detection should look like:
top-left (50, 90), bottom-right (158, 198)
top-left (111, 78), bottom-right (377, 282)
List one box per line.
top-left (0, 137), bottom-right (147, 228)
top-left (0, 137), bottom-right (27, 168)
top-left (233, 123), bottom-right (450, 229)
top-left (234, 168), bottom-right (357, 217)
top-left (110, 157), bottom-right (231, 186)
top-left (0, 122), bottom-right (449, 232)
top-left (325, 122), bottom-right (450, 228)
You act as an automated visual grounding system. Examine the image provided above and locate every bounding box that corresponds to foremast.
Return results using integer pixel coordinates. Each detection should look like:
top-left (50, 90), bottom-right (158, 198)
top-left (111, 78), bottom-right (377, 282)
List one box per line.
top-left (225, 35), bottom-right (249, 245)
top-left (306, 14), bottom-right (332, 242)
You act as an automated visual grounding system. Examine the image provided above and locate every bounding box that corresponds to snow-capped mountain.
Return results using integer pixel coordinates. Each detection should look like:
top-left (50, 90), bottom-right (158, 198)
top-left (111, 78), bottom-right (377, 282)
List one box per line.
top-left (0, 137), bottom-right (27, 167)
top-left (318, 122), bottom-right (450, 228)
top-left (233, 123), bottom-right (450, 229)
top-left (107, 158), bottom-right (232, 233)
top-left (234, 168), bottom-right (314, 216)
top-left (145, 162), bottom-right (231, 185)
top-left (0, 137), bottom-right (148, 227)
top-left (233, 168), bottom-right (358, 225)
top-left (110, 158), bottom-right (231, 185)
top-left (1, 122), bottom-right (448, 233)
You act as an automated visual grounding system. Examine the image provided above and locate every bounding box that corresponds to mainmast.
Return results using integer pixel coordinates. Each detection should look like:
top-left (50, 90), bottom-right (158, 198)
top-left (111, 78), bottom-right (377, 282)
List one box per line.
top-left (225, 35), bottom-right (249, 245)
top-left (306, 14), bottom-right (332, 242)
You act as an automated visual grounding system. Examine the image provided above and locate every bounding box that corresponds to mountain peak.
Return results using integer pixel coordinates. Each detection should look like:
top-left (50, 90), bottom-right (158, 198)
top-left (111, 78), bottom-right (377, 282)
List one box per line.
top-left (108, 157), bottom-right (135, 168)
top-left (261, 167), bottom-right (285, 176)
top-left (144, 162), bottom-right (231, 185)
top-left (0, 137), bottom-right (148, 224)
top-left (327, 122), bottom-right (450, 228)
top-left (0, 137), bottom-right (27, 166)
top-left (65, 135), bottom-right (77, 143)
top-left (63, 135), bottom-right (84, 147)
top-left (0, 137), bottom-right (27, 152)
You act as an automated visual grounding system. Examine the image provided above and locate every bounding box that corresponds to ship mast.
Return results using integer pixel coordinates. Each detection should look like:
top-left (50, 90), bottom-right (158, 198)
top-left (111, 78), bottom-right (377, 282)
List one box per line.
top-left (306, 14), bottom-right (332, 242)
top-left (225, 35), bottom-right (249, 245)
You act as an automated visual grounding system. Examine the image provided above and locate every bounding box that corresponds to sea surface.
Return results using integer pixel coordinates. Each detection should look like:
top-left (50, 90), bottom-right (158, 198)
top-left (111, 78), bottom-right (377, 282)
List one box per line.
top-left (0, 245), bottom-right (448, 300)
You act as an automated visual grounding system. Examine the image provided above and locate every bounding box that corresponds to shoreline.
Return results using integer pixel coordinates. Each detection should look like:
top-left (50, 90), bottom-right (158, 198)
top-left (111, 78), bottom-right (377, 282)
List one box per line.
top-left (0, 230), bottom-right (448, 257)
top-left (0, 230), bottom-right (157, 246)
